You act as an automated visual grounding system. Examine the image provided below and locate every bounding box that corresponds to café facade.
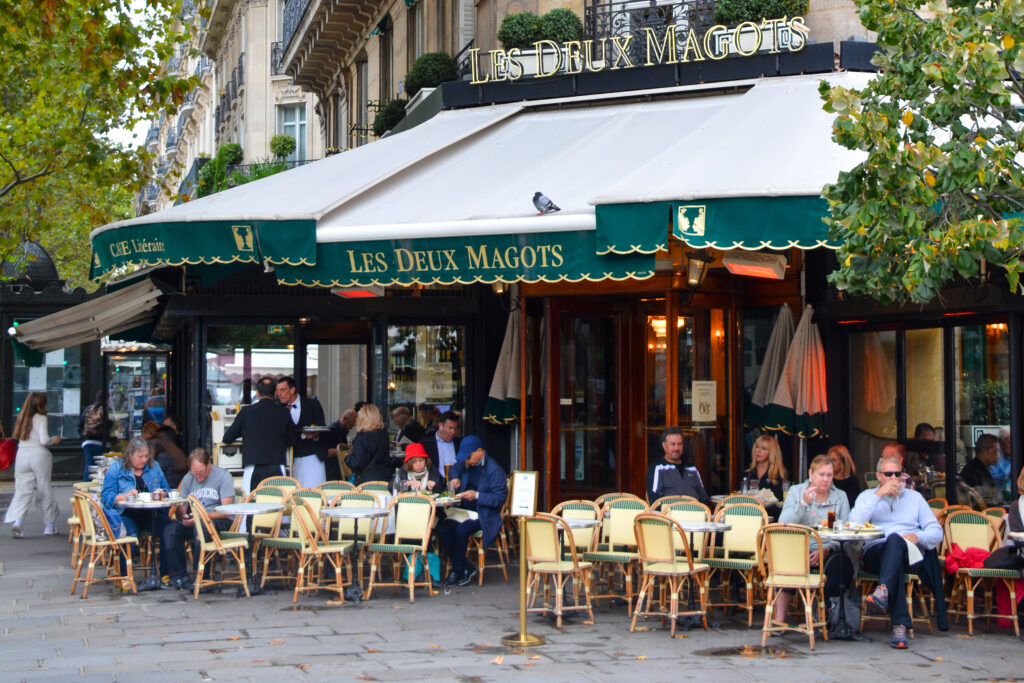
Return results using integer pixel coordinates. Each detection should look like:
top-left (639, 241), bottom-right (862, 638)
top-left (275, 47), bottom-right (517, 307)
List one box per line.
top-left (12, 33), bottom-right (1022, 506)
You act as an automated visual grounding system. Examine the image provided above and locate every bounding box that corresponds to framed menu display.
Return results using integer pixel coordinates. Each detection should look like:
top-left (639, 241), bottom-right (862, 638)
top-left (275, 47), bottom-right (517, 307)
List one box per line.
top-left (509, 471), bottom-right (538, 517)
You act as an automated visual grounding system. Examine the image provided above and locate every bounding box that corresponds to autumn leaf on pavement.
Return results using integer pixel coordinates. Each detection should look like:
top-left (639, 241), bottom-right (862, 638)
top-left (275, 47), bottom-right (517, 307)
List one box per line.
top-left (490, 656), bottom-right (503, 665)
top-left (529, 655), bottom-right (540, 660)
top-left (636, 655), bottom-right (647, 660)
top-left (366, 648), bottom-right (380, 653)
top-left (269, 639), bottom-right (285, 645)
top-left (429, 644), bottom-right (440, 648)
top-left (228, 636), bottom-right (240, 641)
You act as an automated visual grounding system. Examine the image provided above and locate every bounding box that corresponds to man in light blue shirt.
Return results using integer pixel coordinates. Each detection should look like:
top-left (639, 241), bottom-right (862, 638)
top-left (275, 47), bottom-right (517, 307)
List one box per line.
top-left (992, 428), bottom-right (1013, 497)
top-left (850, 453), bottom-right (947, 648)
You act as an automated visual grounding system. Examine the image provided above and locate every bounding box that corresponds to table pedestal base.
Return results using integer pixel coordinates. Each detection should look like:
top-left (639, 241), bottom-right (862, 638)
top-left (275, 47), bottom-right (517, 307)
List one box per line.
top-left (502, 633), bottom-right (545, 647)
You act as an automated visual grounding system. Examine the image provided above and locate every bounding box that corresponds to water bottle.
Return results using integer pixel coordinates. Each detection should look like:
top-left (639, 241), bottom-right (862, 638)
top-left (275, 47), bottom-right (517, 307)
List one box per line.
top-left (391, 469), bottom-right (403, 496)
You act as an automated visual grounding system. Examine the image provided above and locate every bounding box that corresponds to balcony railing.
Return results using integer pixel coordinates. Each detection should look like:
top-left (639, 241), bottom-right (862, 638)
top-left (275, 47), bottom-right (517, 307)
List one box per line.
top-left (193, 55), bottom-right (211, 78)
top-left (230, 71), bottom-right (237, 101)
top-left (584, 0), bottom-right (716, 65)
top-left (166, 55), bottom-right (182, 75)
top-left (271, 41), bottom-right (285, 76)
top-left (145, 127), bottom-right (160, 148)
top-left (455, 40), bottom-right (474, 79)
top-left (282, 0), bottom-right (312, 55)
top-left (237, 53), bottom-right (245, 86)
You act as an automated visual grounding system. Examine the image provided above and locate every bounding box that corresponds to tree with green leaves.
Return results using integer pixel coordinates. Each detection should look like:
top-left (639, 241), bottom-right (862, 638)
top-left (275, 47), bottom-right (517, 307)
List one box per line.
top-left (821, 0), bottom-right (1024, 305)
top-left (0, 0), bottom-right (196, 283)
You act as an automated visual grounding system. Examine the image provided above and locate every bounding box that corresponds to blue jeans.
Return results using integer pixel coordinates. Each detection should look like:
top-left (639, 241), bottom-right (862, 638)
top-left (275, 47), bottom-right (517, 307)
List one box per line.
top-left (82, 443), bottom-right (105, 481)
top-left (121, 509), bottom-right (170, 575)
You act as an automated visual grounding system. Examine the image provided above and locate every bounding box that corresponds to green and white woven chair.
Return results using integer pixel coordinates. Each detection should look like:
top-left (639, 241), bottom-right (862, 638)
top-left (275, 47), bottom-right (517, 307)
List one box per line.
top-left (945, 509), bottom-right (1019, 636)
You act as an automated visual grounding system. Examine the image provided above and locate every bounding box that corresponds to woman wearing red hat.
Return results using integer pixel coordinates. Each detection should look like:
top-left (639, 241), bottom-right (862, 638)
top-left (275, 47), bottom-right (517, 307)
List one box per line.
top-left (399, 442), bottom-right (445, 493)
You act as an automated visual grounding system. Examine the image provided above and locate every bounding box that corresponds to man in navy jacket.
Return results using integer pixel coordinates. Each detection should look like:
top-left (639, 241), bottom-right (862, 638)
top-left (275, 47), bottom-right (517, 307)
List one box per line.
top-left (438, 435), bottom-right (507, 587)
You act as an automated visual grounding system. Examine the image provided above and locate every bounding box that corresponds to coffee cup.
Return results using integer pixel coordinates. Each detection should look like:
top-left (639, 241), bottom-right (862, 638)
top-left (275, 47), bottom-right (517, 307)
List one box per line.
top-left (138, 492), bottom-right (152, 502)
top-left (168, 490), bottom-right (180, 500)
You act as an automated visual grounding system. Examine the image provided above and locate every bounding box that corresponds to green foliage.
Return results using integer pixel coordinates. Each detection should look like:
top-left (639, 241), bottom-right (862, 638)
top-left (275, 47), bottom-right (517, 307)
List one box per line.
top-left (373, 99), bottom-right (408, 136)
top-left (821, 0), bottom-right (1024, 305)
top-left (0, 0), bottom-right (197, 281)
top-left (230, 158), bottom-right (288, 187)
top-left (269, 134), bottom-right (296, 160)
top-left (537, 9), bottom-right (584, 43)
top-left (714, 0), bottom-right (808, 25)
top-left (197, 144), bottom-right (246, 198)
top-left (498, 12), bottom-right (541, 50)
top-left (404, 52), bottom-right (458, 98)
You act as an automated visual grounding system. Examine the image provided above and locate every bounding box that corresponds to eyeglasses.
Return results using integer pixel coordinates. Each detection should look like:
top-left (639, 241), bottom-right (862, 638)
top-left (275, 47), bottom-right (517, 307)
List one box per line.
top-left (879, 471), bottom-right (902, 478)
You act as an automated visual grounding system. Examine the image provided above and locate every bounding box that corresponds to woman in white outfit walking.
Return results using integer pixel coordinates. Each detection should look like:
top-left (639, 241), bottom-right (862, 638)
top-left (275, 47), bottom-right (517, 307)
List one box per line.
top-left (4, 392), bottom-right (62, 537)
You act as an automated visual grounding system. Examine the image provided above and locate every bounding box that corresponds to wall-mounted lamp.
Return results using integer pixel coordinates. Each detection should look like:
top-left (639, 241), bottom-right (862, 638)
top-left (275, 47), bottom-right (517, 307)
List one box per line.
top-left (492, 281), bottom-right (507, 295)
top-left (686, 249), bottom-right (713, 288)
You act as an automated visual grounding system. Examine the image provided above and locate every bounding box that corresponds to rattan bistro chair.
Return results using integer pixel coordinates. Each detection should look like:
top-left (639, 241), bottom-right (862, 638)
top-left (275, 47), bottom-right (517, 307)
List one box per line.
top-left (70, 492), bottom-right (138, 598)
top-left (365, 493), bottom-right (437, 603)
top-left (290, 497), bottom-right (354, 603)
top-left (583, 497), bottom-right (648, 614)
top-left (551, 499), bottom-right (602, 559)
top-left (945, 509), bottom-right (1020, 636)
top-left (524, 513), bottom-right (595, 628)
top-left (758, 523), bottom-right (829, 650)
top-left (190, 495), bottom-right (250, 599)
top-left (631, 512), bottom-right (710, 637)
top-left (704, 502), bottom-right (769, 626)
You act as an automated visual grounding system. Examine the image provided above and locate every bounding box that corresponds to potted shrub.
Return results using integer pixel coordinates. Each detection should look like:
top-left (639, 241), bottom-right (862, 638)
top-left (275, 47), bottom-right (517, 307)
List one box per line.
top-left (713, 0), bottom-right (809, 53)
top-left (499, 9), bottom-right (584, 78)
top-left (269, 134), bottom-right (296, 160)
top-left (537, 8), bottom-right (583, 43)
top-left (373, 99), bottom-right (407, 137)
top-left (497, 11), bottom-right (540, 50)
top-left (404, 52), bottom-right (458, 113)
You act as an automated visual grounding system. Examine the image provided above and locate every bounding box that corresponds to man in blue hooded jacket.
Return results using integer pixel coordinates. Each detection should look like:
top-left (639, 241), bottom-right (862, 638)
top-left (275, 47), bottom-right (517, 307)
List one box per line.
top-left (438, 435), bottom-right (507, 587)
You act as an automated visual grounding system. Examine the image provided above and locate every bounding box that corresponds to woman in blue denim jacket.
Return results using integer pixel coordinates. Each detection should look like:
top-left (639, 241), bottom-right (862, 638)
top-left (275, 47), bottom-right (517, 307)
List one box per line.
top-left (101, 436), bottom-right (170, 539)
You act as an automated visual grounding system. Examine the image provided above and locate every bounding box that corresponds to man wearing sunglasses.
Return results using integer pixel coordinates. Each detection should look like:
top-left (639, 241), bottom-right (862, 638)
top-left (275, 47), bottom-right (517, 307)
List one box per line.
top-left (850, 453), bottom-right (947, 649)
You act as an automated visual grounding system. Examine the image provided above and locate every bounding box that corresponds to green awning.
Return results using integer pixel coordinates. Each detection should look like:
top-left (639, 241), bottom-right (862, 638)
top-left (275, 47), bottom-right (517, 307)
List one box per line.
top-left (275, 230), bottom-right (655, 287)
top-left (595, 203), bottom-right (669, 254)
top-left (595, 196), bottom-right (837, 252)
top-left (90, 220), bottom-right (316, 279)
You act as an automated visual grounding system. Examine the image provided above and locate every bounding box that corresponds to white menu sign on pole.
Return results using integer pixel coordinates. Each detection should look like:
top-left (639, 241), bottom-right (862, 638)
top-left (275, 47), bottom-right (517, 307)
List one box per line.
top-left (510, 471), bottom-right (538, 517)
top-left (692, 380), bottom-right (717, 423)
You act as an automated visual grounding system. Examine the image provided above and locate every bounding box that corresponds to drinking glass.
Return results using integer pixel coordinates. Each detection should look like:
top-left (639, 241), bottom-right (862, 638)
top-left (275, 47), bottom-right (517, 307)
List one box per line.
top-left (782, 480), bottom-right (792, 498)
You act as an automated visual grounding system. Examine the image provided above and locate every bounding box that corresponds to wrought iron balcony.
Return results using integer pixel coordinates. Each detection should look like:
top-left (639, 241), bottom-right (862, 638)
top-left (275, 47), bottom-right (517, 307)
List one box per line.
top-left (237, 53), bottom-right (245, 86)
top-left (193, 55), bottom-right (211, 78)
top-left (146, 184), bottom-right (158, 201)
top-left (584, 0), bottom-right (716, 65)
top-left (167, 55), bottom-right (182, 75)
top-left (455, 40), bottom-right (474, 80)
top-left (271, 41), bottom-right (285, 76)
top-left (230, 71), bottom-right (237, 101)
top-left (282, 0), bottom-right (312, 55)
top-left (145, 127), bottom-right (159, 149)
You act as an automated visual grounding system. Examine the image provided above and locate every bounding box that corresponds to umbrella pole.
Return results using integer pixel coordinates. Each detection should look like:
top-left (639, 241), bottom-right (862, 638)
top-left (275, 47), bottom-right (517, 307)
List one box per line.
top-left (798, 438), bottom-right (807, 481)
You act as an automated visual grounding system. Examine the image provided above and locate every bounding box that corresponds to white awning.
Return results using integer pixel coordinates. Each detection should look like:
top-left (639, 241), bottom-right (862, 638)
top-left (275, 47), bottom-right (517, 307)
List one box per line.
top-left (8, 280), bottom-right (164, 352)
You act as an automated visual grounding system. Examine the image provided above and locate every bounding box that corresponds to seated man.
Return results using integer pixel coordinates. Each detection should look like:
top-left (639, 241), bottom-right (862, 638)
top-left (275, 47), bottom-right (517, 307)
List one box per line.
top-left (850, 453), bottom-right (948, 649)
top-left (160, 448), bottom-right (236, 590)
top-left (437, 435), bottom-right (507, 587)
top-left (960, 433), bottom-right (999, 504)
top-left (646, 426), bottom-right (711, 507)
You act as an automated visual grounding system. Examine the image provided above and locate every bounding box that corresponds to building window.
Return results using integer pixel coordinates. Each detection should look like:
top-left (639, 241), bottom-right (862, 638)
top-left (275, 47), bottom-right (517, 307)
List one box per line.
top-left (408, 2), bottom-right (425, 69)
top-left (380, 16), bottom-right (392, 100)
top-left (12, 345), bottom-right (83, 440)
top-left (355, 60), bottom-right (368, 147)
top-left (277, 104), bottom-right (306, 161)
top-left (386, 324), bottom-right (465, 445)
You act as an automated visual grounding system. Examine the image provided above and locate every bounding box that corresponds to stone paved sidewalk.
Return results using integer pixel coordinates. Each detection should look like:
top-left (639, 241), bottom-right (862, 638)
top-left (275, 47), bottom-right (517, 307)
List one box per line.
top-left (1, 483), bottom-right (1022, 682)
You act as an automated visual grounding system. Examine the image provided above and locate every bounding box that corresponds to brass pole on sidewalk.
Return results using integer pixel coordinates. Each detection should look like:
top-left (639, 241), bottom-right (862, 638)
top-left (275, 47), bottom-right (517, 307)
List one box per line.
top-left (502, 516), bottom-right (544, 647)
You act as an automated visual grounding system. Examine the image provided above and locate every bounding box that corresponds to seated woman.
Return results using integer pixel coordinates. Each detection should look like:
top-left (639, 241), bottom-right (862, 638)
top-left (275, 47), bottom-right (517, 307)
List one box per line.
top-left (828, 444), bottom-right (862, 509)
top-left (744, 435), bottom-right (787, 517)
top-left (774, 454), bottom-right (852, 624)
top-left (398, 443), bottom-right (445, 493)
top-left (153, 425), bottom-right (188, 490)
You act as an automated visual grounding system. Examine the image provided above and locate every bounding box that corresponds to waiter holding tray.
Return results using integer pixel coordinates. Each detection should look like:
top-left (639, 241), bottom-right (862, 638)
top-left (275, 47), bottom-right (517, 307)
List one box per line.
top-left (223, 377), bottom-right (295, 495)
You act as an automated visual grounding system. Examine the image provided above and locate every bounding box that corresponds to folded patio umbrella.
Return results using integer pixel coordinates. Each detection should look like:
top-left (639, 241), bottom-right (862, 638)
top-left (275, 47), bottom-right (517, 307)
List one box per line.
top-left (745, 302), bottom-right (794, 430)
top-left (483, 306), bottom-right (521, 425)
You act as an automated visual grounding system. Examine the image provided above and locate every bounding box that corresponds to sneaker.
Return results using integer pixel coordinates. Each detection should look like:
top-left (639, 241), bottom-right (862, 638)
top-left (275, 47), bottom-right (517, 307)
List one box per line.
top-left (442, 571), bottom-right (462, 587)
top-left (891, 624), bottom-right (909, 649)
top-left (159, 575), bottom-right (175, 590)
top-left (866, 584), bottom-right (889, 614)
top-left (43, 524), bottom-right (56, 536)
top-left (457, 569), bottom-right (478, 587)
top-left (173, 575), bottom-right (195, 591)
top-left (11, 523), bottom-right (22, 539)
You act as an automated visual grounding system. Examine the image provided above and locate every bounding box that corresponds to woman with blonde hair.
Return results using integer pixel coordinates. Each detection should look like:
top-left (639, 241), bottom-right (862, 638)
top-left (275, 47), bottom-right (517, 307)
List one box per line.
top-left (4, 392), bottom-right (62, 537)
top-left (744, 434), bottom-right (787, 515)
top-left (344, 404), bottom-right (393, 484)
top-left (828, 444), bottom-right (861, 508)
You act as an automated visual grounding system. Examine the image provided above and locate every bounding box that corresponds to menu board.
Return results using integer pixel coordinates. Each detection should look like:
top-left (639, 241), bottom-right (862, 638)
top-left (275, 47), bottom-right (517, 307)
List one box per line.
top-left (510, 471), bottom-right (538, 517)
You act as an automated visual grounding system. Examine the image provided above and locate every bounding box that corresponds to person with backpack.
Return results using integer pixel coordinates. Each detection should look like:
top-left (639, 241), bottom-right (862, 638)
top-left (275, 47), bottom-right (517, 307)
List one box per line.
top-left (79, 390), bottom-right (111, 481)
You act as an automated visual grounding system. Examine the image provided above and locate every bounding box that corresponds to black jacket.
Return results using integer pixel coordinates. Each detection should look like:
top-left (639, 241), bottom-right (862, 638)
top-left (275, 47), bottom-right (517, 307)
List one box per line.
top-left (420, 432), bottom-right (462, 470)
top-left (646, 459), bottom-right (711, 507)
top-left (222, 397), bottom-right (296, 468)
top-left (395, 420), bottom-right (426, 445)
top-left (833, 475), bottom-right (862, 509)
top-left (345, 429), bottom-right (393, 484)
top-left (289, 396), bottom-right (327, 459)
top-left (959, 457), bottom-right (994, 489)
top-left (744, 468), bottom-right (784, 516)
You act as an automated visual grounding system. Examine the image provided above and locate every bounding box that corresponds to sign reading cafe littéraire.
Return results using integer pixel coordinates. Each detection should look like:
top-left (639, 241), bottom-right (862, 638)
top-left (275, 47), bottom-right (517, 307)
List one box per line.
top-left (468, 18), bottom-right (809, 84)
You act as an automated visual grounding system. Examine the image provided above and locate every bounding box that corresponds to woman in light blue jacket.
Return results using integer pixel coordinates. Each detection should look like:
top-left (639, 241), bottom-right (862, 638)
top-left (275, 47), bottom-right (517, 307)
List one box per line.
top-left (101, 436), bottom-right (170, 538)
top-left (773, 454), bottom-right (851, 624)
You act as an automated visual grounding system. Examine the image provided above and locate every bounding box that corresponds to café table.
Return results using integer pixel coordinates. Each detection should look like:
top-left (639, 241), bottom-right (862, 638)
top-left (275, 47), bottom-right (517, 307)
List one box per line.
top-left (817, 525), bottom-right (884, 640)
top-left (122, 496), bottom-right (182, 591)
top-left (320, 506), bottom-right (388, 600)
top-left (215, 502), bottom-right (286, 597)
top-left (675, 520), bottom-right (731, 629)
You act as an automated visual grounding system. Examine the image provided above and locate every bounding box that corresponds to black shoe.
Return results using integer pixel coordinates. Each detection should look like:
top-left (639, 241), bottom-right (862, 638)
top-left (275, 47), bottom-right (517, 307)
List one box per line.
top-left (173, 575), bottom-right (194, 591)
top-left (443, 571), bottom-right (461, 587)
top-left (458, 569), bottom-right (478, 587)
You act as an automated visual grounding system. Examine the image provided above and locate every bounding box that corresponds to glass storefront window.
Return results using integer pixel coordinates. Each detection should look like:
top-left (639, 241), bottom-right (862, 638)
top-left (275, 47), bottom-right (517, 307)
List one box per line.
top-left (953, 322), bottom-right (1009, 507)
top-left (107, 354), bottom-right (169, 441)
top-left (12, 346), bottom-right (83, 438)
top-left (308, 343), bottom-right (368, 427)
top-left (387, 325), bottom-right (465, 436)
top-left (850, 330), bottom-right (897, 476)
top-left (206, 324), bottom-right (295, 442)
